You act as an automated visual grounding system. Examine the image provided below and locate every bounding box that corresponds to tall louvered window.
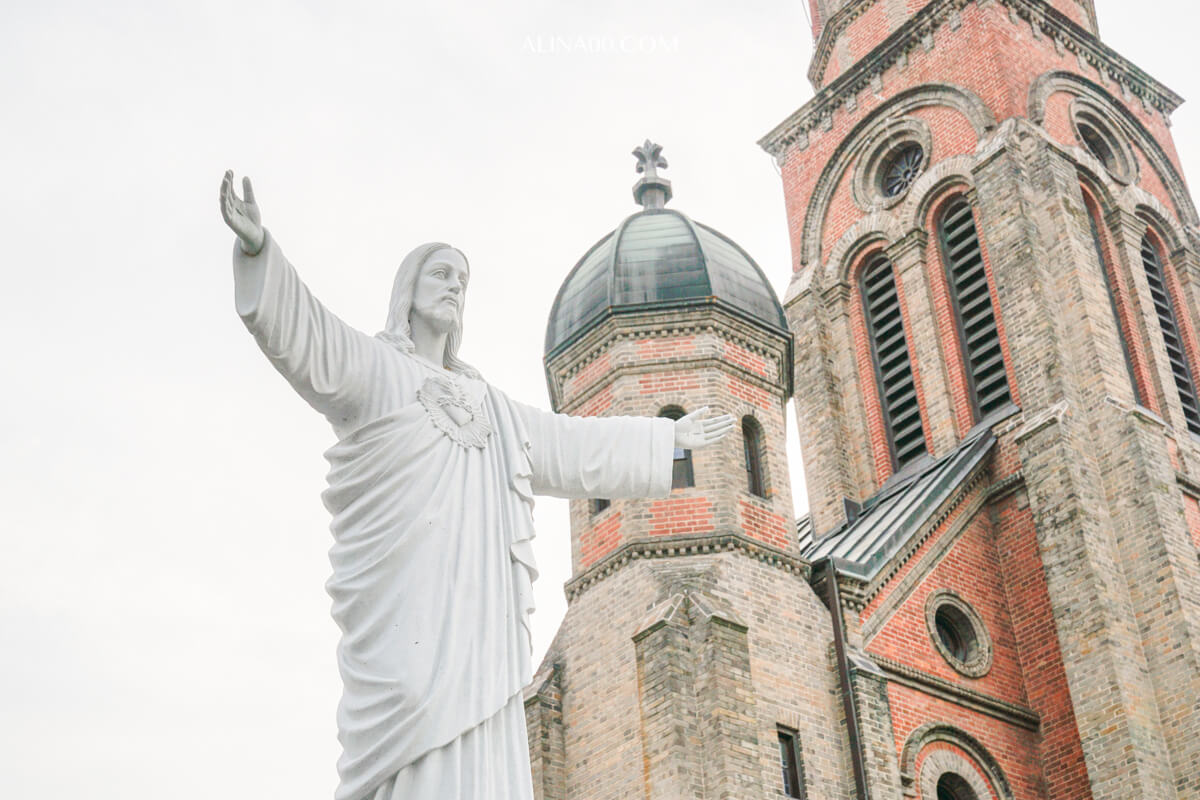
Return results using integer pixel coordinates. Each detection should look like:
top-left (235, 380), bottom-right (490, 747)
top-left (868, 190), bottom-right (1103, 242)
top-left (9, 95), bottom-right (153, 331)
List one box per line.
top-left (1140, 234), bottom-right (1200, 435)
top-left (861, 254), bottom-right (927, 468)
top-left (937, 197), bottom-right (1012, 419)
top-left (1084, 193), bottom-right (1143, 406)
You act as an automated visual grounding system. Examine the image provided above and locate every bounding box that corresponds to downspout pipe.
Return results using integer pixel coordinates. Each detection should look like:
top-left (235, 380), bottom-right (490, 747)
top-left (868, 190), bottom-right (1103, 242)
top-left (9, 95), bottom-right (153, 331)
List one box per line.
top-left (812, 556), bottom-right (870, 800)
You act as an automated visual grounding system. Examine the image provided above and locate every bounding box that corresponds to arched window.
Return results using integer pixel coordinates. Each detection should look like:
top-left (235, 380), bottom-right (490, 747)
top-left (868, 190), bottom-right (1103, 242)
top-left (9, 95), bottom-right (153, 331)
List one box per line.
top-left (742, 416), bottom-right (767, 498)
top-left (590, 498), bottom-right (610, 515)
top-left (860, 254), bottom-right (928, 469)
top-left (936, 773), bottom-right (980, 800)
top-left (658, 406), bottom-right (694, 489)
top-left (1082, 187), bottom-right (1144, 406)
top-left (1140, 233), bottom-right (1200, 435)
top-left (937, 196), bottom-right (1012, 420)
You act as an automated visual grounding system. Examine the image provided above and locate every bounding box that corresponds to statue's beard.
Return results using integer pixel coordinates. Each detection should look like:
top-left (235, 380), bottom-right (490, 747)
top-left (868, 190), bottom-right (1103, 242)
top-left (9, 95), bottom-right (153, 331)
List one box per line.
top-left (410, 304), bottom-right (460, 336)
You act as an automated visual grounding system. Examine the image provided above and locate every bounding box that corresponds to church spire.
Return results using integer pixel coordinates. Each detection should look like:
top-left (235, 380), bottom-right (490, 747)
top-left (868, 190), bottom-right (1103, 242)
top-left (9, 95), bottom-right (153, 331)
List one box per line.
top-left (632, 139), bottom-right (672, 209)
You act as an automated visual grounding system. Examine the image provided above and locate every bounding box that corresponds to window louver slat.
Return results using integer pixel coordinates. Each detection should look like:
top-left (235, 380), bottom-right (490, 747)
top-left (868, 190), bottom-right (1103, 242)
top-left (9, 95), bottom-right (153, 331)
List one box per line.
top-left (957, 293), bottom-right (994, 323)
top-left (885, 387), bottom-right (918, 409)
top-left (945, 235), bottom-right (983, 261)
top-left (939, 198), bottom-right (1012, 421)
top-left (964, 322), bottom-right (1001, 352)
top-left (1141, 236), bottom-right (1200, 435)
top-left (861, 255), bottom-right (927, 468)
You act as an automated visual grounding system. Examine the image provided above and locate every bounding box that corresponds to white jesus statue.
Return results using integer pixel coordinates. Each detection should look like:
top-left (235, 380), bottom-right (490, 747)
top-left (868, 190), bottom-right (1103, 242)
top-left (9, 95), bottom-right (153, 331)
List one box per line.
top-left (219, 171), bottom-right (734, 800)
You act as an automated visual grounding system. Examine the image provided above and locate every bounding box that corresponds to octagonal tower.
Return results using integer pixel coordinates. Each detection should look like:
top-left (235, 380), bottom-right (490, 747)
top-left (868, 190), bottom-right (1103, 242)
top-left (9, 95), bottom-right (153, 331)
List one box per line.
top-left (524, 144), bottom-right (852, 800)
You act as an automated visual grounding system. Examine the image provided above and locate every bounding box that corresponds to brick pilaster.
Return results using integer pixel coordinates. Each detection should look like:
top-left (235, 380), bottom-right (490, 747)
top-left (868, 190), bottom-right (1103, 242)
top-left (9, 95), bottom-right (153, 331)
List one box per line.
top-left (788, 282), bottom-right (860, 535)
top-left (525, 665), bottom-right (567, 800)
top-left (973, 122), bottom-right (1179, 798)
top-left (846, 649), bottom-right (904, 799)
top-left (633, 595), bottom-right (706, 800)
top-left (689, 595), bottom-right (762, 799)
top-left (889, 229), bottom-right (957, 457)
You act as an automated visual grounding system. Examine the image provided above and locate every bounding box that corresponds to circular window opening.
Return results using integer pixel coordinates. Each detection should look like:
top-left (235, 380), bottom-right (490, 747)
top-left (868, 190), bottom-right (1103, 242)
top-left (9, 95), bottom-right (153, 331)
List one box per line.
top-left (926, 590), bottom-right (993, 677)
top-left (935, 605), bottom-right (977, 663)
top-left (1078, 122), bottom-right (1115, 172)
top-left (1070, 101), bottom-right (1135, 184)
top-left (937, 772), bottom-right (981, 800)
top-left (881, 142), bottom-right (925, 198)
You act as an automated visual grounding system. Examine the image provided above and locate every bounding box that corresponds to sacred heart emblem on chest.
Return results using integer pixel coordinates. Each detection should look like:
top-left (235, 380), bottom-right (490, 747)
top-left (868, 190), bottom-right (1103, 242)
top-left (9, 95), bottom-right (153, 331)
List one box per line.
top-left (417, 374), bottom-right (492, 449)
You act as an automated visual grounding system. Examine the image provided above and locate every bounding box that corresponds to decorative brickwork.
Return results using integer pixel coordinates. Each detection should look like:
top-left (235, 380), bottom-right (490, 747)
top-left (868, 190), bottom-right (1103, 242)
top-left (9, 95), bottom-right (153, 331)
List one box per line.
top-left (762, 1), bottom-right (1200, 799)
top-left (534, 1), bottom-right (1200, 797)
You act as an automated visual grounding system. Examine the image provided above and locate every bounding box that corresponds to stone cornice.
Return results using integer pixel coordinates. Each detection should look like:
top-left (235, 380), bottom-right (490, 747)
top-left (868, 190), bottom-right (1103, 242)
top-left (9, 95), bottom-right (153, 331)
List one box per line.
top-left (558, 355), bottom-right (788, 417)
top-left (563, 531), bottom-right (810, 603)
top-left (544, 305), bottom-right (793, 410)
top-left (874, 654), bottom-right (1041, 730)
top-left (760, 0), bottom-right (1182, 159)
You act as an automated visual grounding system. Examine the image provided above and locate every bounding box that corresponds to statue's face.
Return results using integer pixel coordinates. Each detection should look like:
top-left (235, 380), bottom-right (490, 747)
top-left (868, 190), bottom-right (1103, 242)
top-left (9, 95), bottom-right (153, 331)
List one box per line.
top-left (410, 247), bottom-right (469, 334)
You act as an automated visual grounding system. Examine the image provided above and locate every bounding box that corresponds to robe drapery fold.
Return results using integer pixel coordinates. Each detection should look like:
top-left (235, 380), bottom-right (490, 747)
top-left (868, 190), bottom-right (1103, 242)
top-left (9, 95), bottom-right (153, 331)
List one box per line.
top-left (234, 235), bottom-right (674, 800)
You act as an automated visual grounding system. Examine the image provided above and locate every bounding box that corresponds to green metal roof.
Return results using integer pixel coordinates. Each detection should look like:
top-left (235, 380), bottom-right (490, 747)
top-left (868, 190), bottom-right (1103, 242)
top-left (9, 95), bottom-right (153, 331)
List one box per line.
top-left (801, 430), bottom-right (996, 580)
top-left (545, 208), bottom-right (788, 356)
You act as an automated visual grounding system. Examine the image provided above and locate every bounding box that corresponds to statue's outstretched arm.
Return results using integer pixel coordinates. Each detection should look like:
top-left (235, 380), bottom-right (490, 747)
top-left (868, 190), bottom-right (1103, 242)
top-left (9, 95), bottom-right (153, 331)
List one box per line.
top-left (223, 170), bottom-right (377, 429)
top-left (220, 170), bottom-right (265, 256)
top-left (516, 403), bottom-right (736, 499)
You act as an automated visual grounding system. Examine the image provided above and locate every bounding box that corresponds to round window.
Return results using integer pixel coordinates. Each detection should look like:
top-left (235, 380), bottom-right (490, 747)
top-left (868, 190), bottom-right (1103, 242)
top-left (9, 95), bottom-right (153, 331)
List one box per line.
top-left (851, 117), bottom-right (932, 210)
top-left (925, 590), bottom-right (992, 677)
top-left (1077, 122), bottom-right (1115, 170)
top-left (881, 142), bottom-right (925, 198)
top-left (1070, 101), bottom-right (1135, 184)
top-left (935, 604), bottom-right (977, 662)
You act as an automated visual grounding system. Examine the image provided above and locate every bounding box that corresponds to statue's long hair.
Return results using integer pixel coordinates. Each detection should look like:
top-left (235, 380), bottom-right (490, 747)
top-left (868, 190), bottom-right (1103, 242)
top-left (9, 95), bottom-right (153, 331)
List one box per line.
top-left (378, 242), bottom-right (481, 379)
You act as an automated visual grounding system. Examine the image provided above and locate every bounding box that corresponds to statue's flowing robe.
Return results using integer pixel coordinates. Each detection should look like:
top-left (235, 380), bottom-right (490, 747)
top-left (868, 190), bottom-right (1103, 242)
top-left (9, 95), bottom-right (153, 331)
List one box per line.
top-left (234, 235), bottom-right (674, 800)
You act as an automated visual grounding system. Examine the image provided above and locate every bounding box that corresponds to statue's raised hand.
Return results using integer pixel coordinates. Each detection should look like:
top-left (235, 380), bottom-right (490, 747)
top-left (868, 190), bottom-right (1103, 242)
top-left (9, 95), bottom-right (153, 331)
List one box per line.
top-left (220, 170), bottom-right (265, 256)
top-left (673, 407), bottom-right (735, 450)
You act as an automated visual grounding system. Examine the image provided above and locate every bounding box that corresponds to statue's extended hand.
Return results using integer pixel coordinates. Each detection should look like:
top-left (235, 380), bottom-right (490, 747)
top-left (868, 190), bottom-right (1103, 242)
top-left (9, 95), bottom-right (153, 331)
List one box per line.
top-left (220, 169), bottom-right (265, 256)
top-left (673, 407), bottom-right (735, 450)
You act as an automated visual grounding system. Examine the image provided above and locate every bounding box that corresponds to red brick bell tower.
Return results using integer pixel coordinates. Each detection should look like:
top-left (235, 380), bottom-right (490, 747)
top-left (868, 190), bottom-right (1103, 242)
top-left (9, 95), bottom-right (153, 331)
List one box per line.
top-left (762, 1), bottom-right (1200, 799)
top-left (524, 146), bottom-right (858, 800)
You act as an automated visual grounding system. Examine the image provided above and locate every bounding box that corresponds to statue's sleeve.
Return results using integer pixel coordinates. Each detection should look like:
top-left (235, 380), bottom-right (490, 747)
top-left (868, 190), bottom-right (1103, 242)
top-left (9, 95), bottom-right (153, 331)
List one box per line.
top-left (514, 403), bottom-right (675, 499)
top-left (233, 231), bottom-right (378, 427)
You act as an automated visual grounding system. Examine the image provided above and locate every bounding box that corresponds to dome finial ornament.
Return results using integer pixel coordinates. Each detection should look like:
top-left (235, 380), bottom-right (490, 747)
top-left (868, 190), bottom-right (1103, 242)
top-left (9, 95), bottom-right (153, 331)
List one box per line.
top-left (632, 139), bottom-right (673, 209)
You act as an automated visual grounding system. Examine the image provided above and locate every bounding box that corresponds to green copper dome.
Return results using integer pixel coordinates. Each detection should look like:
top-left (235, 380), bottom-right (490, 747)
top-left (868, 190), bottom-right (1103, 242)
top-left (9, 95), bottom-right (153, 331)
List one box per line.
top-left (544, 144), bottom-right (787, 357)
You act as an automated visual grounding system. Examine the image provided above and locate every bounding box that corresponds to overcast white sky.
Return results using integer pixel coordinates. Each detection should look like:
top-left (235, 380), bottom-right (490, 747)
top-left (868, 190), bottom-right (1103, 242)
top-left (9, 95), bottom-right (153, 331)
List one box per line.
top-left (1, 1), bottom-right (1196, 796)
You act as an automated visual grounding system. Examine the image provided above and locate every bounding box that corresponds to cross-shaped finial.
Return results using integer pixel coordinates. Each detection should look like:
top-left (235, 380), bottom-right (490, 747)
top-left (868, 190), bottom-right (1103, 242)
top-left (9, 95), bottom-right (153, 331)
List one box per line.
top-left (633, 140), bottom-right (668, 180)
top-left (631, 140), bottom-right (672, 209)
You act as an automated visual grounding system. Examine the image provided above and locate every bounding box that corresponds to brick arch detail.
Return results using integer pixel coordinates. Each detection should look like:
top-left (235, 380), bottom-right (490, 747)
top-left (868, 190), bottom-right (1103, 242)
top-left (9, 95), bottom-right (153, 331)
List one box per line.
top-left (826, 215), bottom-right (904, 283)
top-left (900, 723), bottom-right (1014, 800)
top-left (1074, 144), bottom-right (1192, 252)
top-left (918, 748), bottom-right (995, 800)
top-left (898, 155), bottom-right (977, 233)
top-left (802, 83), bottom-right (998, 268)
top-left (1028, 70), bottom-right (1199, 226)
top-left (1134, 201), bottom-right (1190, 256)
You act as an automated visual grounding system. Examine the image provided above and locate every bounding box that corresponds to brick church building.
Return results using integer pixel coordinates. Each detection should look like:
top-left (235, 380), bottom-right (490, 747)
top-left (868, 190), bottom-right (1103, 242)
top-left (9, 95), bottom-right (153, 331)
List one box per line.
top-left (526, 1), bottom-right (1200, 798)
